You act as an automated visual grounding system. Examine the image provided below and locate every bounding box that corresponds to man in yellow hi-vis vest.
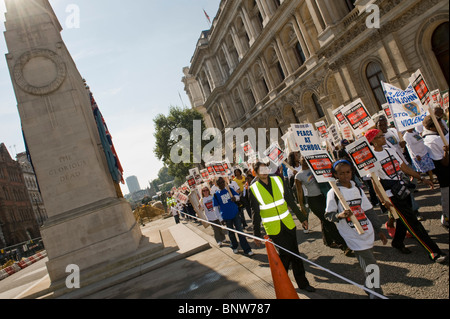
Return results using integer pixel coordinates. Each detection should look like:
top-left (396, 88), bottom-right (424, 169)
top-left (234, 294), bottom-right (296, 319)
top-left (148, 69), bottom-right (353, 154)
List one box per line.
top-left (250, 161), bottom-right (315, 293)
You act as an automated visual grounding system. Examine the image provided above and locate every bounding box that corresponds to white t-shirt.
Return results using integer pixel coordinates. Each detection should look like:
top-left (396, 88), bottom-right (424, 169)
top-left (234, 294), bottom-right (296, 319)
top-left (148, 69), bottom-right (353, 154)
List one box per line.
top-left (287, 165), bottom-right (301, 178)
top-left (423, 131), bottom-right (449, 161)
top-left (384, 128), bottom-right (408, 163)
top-left (202, 195), bottom-right (222, 221)
top-left (228, 180), bottom-right (240, 193)
top-left (403, 130), bottom-right (428, 158)
top-left (326, 181), bottom-right (375, 251)
top-left (210, 184), bottom-right (219, 195)
top-left (373, 148), bottom-right (404, 197)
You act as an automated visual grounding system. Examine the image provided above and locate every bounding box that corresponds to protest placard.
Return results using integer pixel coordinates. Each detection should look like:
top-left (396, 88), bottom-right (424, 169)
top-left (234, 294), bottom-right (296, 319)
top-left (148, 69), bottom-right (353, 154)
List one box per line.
top-left (345, 137), bottom-right (381, 177)
top-left (341, 99), bottom-right (375, 136)
top-left (282, 128), bottom-right (300, 154)
top-left (176, 192), bottom-right (188, 204)
top-left (241, 141), bottom-right (255, 156)
top-left (332, 105), bottom-right (347, 127)
top-left (188, 190), bottom-right (209, 228)
top-left (303, 152), bottom-right (334, 183)
top-left (200, 169), bottom-right (210, 180)
top-left (212, 162), bottom-right (227, 176)
top-left (382, 103), bottom-right (394, 123)
top-left (304, 151), bottom-right (365, 234)
top-left (189, 168), bottom-right (200, 177)
top-left (186, 175), bottom-right (196, 190)
top-left (443, 92), bottom-right (449, 110)
top-left (194, 174), bottom-right (203, 185)
top-left (431, 89), bottom-right (444, 109)
top-left (345, 137), bottom-right (399, 219)
top-left (222, 161), bottom-right (233, 175)
top-left (328, 124), bottom-right (341, 146)
top-left (409, 70), bottom-right (448, 146)
top-left (409, 69), bottom-right (431, 106)
top-left (315, 121), bottom-right (328, 139)
top-left (382, 82), bottom-right (428, 132)
top-left (264, 142), bottom-right (286, 167)
top-left (291, 123), bottom-right (323, 155)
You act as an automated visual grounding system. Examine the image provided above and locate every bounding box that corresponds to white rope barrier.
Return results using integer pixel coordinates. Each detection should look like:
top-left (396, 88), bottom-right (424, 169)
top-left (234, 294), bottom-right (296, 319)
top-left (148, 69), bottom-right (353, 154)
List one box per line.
top-left (173, 208), bottom-right (388, 299)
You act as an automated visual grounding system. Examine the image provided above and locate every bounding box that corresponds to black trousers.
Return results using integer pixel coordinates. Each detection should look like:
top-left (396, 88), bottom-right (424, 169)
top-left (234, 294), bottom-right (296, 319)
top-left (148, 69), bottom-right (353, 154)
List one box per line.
top-left (307, 194), bottom-right (348, 248)
top-left (390, 195), bottom-right (443, 260)
top-left (269, 223), bottom-right (310, 289)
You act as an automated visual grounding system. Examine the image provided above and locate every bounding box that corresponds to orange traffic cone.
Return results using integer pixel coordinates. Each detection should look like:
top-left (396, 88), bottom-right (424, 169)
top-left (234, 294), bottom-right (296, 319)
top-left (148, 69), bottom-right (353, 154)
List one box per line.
top-left (264, 235), bottom-right (300, 299)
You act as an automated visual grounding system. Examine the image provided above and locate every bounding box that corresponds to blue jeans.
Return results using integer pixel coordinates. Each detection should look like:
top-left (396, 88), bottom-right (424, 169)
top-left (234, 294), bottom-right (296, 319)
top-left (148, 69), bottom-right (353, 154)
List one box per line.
top-left (224, 214), bottom-right (252, 254)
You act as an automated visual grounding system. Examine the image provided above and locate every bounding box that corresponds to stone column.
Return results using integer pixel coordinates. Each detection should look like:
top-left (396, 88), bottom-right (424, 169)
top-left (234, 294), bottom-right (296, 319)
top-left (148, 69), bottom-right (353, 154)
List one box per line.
top-left (3, 0), bottom-right (142, 286)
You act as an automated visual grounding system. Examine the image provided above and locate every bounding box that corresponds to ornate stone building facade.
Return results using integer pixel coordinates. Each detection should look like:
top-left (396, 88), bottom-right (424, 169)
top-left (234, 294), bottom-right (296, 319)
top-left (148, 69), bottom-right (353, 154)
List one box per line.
top-left (183, 0), bottom-right (449, 143)
top-left (16, 152), bottom-right (48, 227)
top-left (0, 144), bottom-right (40, 247)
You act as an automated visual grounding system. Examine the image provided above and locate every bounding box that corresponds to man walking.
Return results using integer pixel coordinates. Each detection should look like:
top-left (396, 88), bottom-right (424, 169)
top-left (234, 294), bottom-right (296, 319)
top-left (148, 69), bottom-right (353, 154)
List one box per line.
top-left (213, 177), bottom-right (254, 256)
top-left (250, 162), bottom-right (315, 292)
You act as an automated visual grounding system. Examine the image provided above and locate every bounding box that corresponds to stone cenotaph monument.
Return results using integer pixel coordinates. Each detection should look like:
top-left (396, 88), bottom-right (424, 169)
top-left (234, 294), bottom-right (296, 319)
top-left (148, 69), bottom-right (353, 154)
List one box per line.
top-left (3, 0), bottom-right (143, 290)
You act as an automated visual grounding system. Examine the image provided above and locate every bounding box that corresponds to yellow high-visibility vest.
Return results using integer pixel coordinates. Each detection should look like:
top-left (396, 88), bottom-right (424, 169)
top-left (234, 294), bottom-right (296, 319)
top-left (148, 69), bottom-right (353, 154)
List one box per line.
top-left (250, 176), bottom-right (295, 236)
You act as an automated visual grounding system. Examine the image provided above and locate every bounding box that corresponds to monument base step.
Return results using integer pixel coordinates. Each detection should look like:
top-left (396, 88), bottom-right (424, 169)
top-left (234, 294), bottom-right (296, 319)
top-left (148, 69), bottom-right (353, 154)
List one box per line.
top-left (21, 223), bottom-right (210, 299)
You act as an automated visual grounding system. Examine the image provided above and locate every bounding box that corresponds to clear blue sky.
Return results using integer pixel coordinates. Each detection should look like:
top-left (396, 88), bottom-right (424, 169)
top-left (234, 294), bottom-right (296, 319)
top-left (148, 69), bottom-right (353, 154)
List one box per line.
top-left (0, 0), bottom-right (220, 194)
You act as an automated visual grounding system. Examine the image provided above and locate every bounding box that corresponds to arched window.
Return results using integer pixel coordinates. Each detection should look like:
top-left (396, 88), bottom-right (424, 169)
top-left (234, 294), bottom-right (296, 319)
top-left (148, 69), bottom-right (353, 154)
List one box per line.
top-left (432, 22), bottom-right (449, 85)
top-left (312, 94), bottom-right (325, 118)
top-left (366, 62), bottom-right (387, 109)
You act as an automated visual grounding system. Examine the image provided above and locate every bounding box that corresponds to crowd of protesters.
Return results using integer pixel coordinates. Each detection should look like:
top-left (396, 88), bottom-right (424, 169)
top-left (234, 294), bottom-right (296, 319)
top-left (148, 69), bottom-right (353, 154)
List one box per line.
top-left (165, 105), bottom-right (448, 298)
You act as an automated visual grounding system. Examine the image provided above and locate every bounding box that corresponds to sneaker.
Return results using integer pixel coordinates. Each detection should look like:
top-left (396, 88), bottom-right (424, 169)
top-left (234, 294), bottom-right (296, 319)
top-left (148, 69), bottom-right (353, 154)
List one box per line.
top-left (303, 229), bottom-right (310, 234)
top-left (434, 254), bottom-right (446, 263)
top-left (246, 251), bottom-right (255, 257)
top-left (233, 248), bottom-right (239, 254)
top-left (218, 241), bottom-right (223, 247)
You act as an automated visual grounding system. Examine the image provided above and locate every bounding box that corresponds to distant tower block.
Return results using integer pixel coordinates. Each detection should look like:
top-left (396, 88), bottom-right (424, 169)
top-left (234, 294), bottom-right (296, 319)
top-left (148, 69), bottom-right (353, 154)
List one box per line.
top-left (126, 176), bottom-right (141, 194)
top-left (3, 0), bottom-right (142, 286)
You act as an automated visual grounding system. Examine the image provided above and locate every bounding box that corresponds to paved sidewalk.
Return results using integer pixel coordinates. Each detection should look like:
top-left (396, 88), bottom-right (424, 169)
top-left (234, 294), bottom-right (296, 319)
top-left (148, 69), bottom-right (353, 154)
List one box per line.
top-left (1, 183), bottom-right (447, 300)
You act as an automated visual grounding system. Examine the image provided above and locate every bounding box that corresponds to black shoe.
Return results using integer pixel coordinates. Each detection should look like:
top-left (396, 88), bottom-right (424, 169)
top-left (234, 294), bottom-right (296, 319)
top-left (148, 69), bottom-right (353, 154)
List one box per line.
top-left (392, 243), bottom-right (411, 254)
top-left (300, 285), bottom-right (316, 292)
top-left (344, 248), bottom-right (355, 257)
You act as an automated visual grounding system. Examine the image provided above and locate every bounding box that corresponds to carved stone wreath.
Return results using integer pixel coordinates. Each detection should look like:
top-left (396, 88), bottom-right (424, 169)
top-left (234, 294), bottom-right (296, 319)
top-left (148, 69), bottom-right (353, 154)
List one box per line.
top-left (13, 49), bottom-right (66, 96)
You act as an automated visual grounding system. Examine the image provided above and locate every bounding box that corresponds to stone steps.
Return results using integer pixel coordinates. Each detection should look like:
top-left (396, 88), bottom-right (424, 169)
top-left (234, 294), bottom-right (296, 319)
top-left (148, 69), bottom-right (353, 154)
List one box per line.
top-left (21, 222), bottom-right (210, 299)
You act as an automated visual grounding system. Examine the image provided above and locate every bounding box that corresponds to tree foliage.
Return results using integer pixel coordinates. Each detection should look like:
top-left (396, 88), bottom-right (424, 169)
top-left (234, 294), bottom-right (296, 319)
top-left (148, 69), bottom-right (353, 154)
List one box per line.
top-left (153, 106), bottom-right (206, 185)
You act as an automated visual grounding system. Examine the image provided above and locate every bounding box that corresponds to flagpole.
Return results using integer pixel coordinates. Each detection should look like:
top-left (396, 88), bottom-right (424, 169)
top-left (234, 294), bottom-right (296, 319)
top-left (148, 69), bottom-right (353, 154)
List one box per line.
top-left (203, 9), bottom-right (211, 27)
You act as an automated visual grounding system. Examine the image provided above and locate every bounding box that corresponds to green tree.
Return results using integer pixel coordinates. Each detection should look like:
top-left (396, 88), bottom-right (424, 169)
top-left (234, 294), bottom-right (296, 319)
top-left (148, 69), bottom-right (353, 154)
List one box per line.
top-left (153, 106), bottom-right (206, 182)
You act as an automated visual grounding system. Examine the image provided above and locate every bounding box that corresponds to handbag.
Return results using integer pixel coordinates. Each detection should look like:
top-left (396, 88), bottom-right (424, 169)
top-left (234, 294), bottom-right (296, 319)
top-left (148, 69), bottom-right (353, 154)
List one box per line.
top-left (383, 150), bottom-right (411, 200)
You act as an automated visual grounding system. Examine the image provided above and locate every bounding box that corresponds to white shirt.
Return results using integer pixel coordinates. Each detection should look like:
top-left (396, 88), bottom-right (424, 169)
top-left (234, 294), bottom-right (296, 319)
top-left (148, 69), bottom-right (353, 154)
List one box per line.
top-left (228, 180), bottom-right (240, 193)
top-left (287, 165), bottom-right (301, 178)
top-left (373, 148), bottom-right (404, 197)
top-left (384, 128), bottom-right (408, 164)
top-left (423, 131), bottom-right (449, 161)
top-left (326, 181), bottom-right (374, 251)
top-left (202, 195), bottom-right (222, 222)
top-left (210, 184), bottom-right (219, 195)
top-left (403, 130), bottom-right (429, 158)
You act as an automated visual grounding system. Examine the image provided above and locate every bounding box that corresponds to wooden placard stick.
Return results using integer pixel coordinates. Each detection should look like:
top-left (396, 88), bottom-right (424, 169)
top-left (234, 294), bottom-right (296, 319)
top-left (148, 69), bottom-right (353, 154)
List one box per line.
top-left (223, 176), bottom-right (235, 197)
top-left (428, 102), bottom-right (449, 147)
top-left (329, 181), bottom-right (365, 235)
top-left (370, 173), bottom-right (399, 219)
